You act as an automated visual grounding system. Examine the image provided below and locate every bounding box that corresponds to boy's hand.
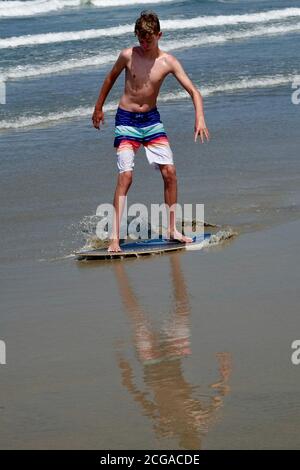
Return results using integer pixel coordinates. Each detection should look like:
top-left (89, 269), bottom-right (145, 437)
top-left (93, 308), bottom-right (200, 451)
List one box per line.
top-left (92, 107), bottom-right (105, 130)
top-left (194, 120), bottom-right (210, 143)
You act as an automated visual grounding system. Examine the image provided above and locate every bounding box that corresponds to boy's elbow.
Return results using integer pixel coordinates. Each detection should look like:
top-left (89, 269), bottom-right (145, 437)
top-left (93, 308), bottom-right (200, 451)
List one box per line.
top-left (183, 82), bottom-right (201, 98)
top-left (192, 88), bottom-right (202, 99)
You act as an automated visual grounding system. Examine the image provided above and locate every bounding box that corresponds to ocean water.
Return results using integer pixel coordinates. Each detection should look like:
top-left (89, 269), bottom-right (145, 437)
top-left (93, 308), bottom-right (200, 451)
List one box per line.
top-left (1, 0), bottom-right (300, 262)
top-left (1, 0), bottom-right (300, 450)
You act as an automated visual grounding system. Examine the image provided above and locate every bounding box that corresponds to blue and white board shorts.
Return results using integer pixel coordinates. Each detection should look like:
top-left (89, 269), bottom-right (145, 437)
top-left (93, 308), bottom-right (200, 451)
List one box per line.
top-left (114, 106), bottom-right (174, 173)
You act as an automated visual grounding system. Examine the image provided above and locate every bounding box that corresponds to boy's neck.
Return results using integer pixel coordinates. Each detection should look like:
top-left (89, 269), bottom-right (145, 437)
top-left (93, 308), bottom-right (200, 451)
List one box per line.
top-left (139, 45), bottom-right (161, 60)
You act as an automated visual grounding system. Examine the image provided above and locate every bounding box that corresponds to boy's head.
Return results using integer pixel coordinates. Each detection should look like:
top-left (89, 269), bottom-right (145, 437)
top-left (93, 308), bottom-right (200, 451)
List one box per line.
top-left (134, 11), bottom-right (162, 50)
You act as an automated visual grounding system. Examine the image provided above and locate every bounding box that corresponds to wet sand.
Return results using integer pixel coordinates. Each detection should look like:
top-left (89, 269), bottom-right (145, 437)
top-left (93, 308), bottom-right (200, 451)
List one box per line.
top-left (0, 217), bottom-right (299, 449)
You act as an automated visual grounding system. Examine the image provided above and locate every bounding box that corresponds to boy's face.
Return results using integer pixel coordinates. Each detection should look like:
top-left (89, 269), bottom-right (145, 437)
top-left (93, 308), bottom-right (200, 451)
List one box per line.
top-left (136, 31), bottom-right (162, 52)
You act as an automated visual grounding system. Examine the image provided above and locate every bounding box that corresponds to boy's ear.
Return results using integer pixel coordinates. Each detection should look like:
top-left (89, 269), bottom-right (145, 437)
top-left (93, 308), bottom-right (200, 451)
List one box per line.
top-left (158, 32), bottom-right (162, 39)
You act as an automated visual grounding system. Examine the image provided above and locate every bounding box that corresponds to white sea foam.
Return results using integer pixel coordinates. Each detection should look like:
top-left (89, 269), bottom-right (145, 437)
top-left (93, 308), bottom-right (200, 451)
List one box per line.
top-left (0, 0), bottom-right (177, 18)
top-left (90, 0), bottom-right (176, 7)
top-left (1, 52), bottom-right (118, 80)
top-left (163, 22), bottom-right (300, 51)
top-left (0, 74), bottom-right (295, 130)
top-left (185, 229), bottom-right (237, 251)
top-left (162, 7), bottom-right (300, 29)
top-left (0, 25), bottom-right (133, 49)
top-left (1, 7), bottom-right (300, 49)
top-left (159, 74), bottom-right (296, 103)
top-left (0, 0), bottom-right (81, 18)
top-left (203, 229), bottom-right (237, 246)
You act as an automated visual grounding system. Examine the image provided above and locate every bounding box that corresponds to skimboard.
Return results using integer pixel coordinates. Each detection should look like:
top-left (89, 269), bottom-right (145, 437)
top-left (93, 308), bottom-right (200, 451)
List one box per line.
top-left (75, 233), bottom-right (212, 260)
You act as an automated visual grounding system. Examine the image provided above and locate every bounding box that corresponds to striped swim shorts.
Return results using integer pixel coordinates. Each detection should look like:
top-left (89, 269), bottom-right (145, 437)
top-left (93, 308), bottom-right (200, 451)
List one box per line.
top-left (114, 106), bottom-right (174, 173)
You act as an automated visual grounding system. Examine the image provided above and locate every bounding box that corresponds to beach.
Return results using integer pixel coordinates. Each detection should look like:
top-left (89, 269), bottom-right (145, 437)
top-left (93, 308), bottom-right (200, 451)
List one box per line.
top-left (1, 0), bottom-right (300, 450)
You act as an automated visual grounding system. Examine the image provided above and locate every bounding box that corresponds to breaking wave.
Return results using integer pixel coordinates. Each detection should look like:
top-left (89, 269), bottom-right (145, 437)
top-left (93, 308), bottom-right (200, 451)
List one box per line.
top-left (2, 7), bottom-right (300, 48)
top-left (0, 74), bottom-right (296, 130)
top-left (2, 22), bottom-right (300, 80)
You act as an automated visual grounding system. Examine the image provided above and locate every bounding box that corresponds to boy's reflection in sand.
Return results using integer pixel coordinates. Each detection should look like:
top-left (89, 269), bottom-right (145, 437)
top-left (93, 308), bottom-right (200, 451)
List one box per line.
top-left (113, 254), bottom-right (232, 449)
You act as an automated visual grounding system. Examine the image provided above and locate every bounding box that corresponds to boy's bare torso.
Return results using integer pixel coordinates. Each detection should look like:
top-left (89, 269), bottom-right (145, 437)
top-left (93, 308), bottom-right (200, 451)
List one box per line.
top-left (118, 46), bottom-right (172, 112)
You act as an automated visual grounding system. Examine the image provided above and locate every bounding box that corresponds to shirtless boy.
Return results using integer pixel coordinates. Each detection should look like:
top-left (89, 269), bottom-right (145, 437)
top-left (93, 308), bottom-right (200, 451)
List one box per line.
top-left (92, 10), bottom-right (210, 252)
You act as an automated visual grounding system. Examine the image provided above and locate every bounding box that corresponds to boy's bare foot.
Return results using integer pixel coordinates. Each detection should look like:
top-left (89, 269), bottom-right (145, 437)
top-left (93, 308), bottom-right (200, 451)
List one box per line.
top-left (108, 240), bottom-right (122, 252)
top-left (167, 230), bottom-right (193, 243)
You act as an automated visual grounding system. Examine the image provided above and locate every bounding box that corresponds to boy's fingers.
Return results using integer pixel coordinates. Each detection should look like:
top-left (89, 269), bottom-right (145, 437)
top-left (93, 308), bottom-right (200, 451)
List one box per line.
top-left (92, 110), bottom-right (104, 128)
top-left (195, 127), bottom-right (211, 143)
top-left (92, 117), bottom-right (99, 128)
top-left (92, 115), bottom-right (102, 129)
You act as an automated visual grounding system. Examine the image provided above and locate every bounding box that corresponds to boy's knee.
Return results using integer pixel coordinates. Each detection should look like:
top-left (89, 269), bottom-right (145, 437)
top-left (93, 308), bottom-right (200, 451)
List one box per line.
top-left (161, 164), bottom-right (177, 184)
top-left (118, 170), bottom-right (133, 188)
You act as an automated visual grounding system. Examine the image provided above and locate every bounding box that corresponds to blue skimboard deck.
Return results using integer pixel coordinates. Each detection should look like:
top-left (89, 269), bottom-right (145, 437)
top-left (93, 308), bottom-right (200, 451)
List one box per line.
top-left (75, 233), bottom-right (212, 260)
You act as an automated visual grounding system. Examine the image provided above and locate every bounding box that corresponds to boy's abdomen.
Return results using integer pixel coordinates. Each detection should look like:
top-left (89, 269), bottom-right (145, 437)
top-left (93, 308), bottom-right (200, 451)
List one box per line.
top-left (118, 86), bottom-right (160, 112)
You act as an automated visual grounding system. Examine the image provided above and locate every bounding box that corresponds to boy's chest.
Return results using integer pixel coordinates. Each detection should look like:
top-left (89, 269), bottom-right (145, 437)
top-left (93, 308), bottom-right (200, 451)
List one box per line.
top-left (127, 56), bottom-right (169, 87)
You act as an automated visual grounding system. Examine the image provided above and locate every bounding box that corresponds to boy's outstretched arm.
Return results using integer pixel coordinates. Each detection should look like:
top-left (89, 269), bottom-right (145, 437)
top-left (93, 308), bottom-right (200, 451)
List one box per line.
top-left (92, 49), bottom-right (129, 130)
top-left (169, 55), bottom-right (210, 143)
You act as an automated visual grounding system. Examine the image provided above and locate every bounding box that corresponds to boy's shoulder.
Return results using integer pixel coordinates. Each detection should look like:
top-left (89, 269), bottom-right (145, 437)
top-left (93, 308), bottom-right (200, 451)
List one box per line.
top-left (160, 52), bottom-right (180, 66)
top-left (119, 47), bottom-right (133, 60)
top-left (158, 51), bottom-right (182, 73)
top-left (119, 47), bottom-right (179, 63)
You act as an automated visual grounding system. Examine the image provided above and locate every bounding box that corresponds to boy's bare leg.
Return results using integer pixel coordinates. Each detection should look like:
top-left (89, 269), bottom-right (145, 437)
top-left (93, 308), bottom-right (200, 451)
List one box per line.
top-left (159, 164), bottom-right (193, 243)
top-left (108, 171), bottom-right (133, 252)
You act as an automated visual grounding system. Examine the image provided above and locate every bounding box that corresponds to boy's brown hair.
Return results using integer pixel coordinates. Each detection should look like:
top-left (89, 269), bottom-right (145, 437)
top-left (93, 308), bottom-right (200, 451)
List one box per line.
top-left (134, 10), bottom-right (160, 38)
